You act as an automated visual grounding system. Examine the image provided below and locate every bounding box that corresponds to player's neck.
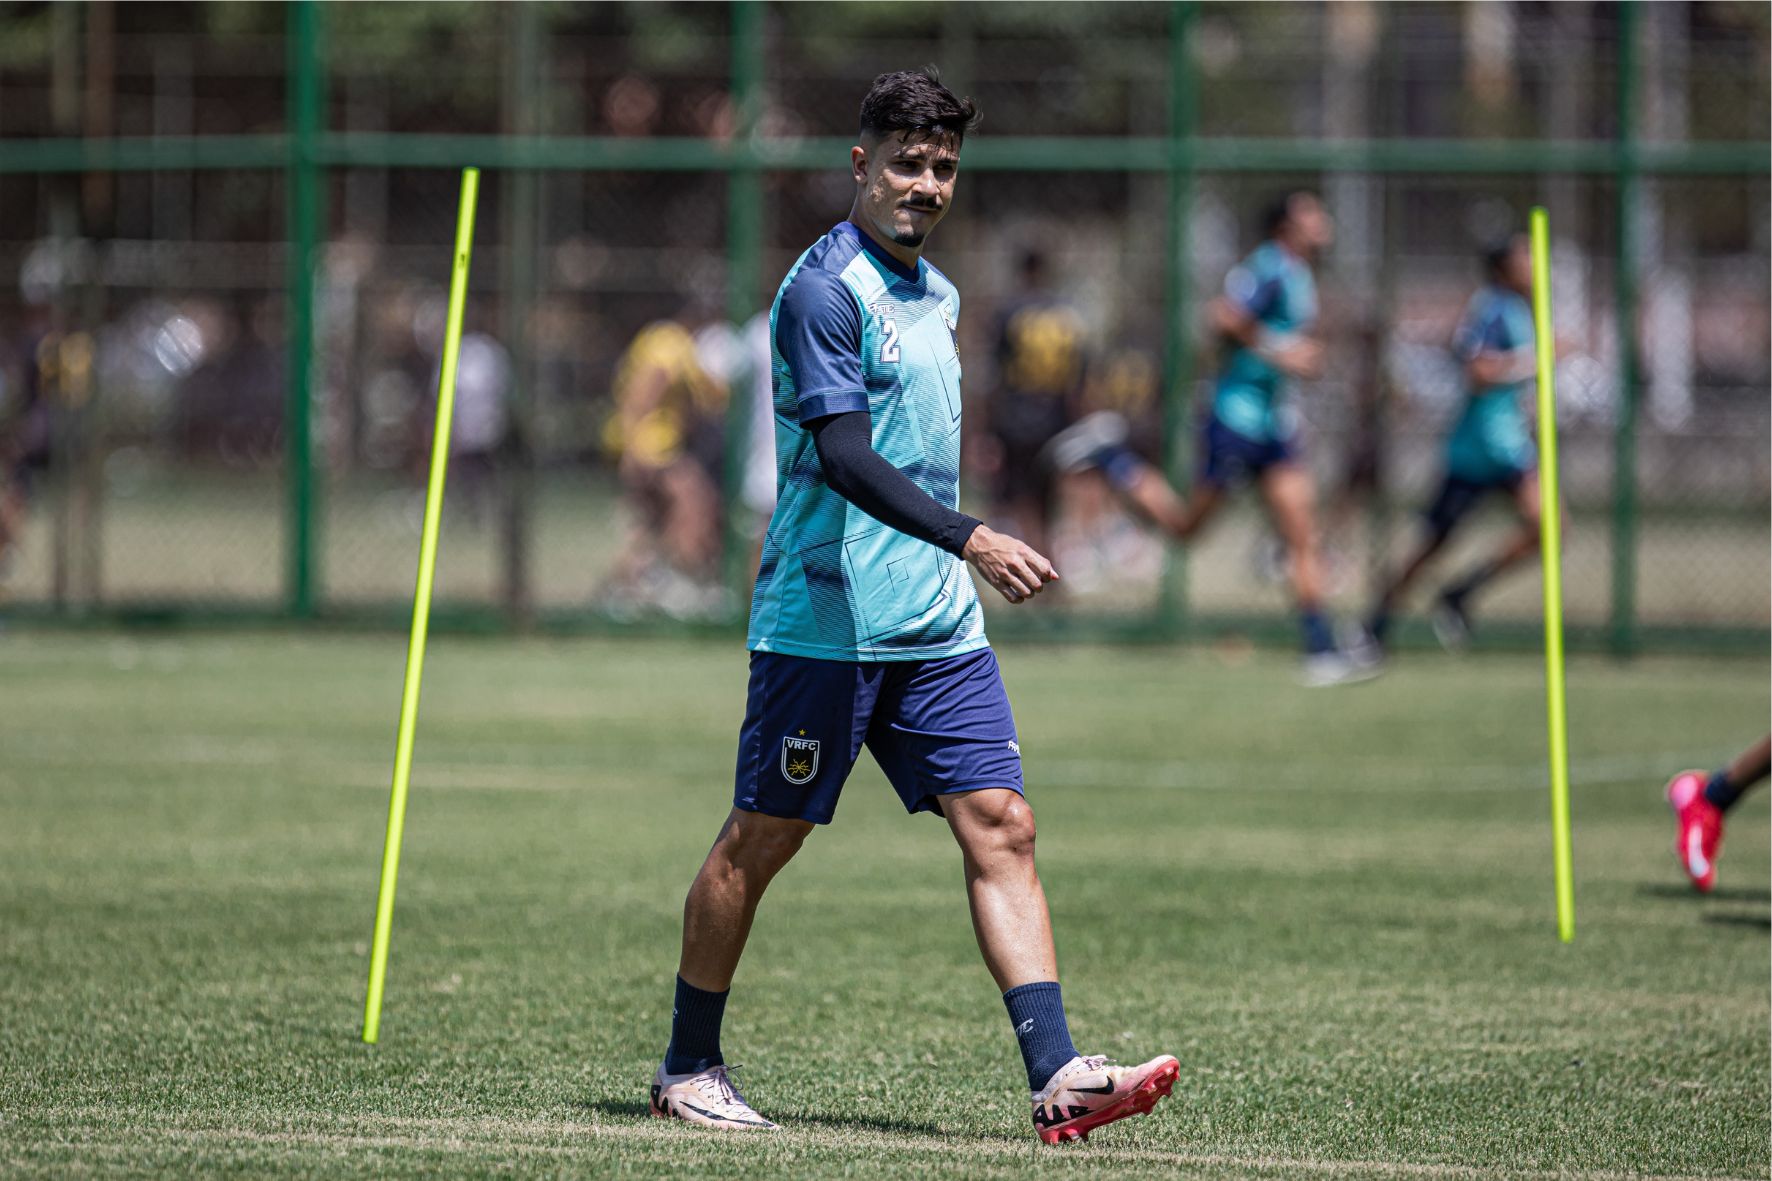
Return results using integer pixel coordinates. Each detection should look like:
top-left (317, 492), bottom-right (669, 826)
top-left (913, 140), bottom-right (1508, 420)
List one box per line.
top-left (848, 211), bottom-right (925, 272)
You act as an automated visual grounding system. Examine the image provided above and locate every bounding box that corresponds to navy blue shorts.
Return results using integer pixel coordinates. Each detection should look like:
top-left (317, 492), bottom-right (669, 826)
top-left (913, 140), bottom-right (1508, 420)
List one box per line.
top-left (1200, 417), bottom-right (1299, 489)
top-left (1424, 469), bottom-right (1526, 542)
top-left (734, 648), bottom-right (1024, 825)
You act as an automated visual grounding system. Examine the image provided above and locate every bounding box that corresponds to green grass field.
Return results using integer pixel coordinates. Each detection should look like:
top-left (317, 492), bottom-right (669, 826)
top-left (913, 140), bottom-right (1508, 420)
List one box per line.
top-left (2, 633), bottom-right (1767, 1179)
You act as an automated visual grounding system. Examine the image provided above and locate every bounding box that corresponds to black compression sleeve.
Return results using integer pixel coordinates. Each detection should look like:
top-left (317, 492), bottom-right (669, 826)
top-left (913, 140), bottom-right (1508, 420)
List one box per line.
top-left (807, 411), bottom-right (982, 557)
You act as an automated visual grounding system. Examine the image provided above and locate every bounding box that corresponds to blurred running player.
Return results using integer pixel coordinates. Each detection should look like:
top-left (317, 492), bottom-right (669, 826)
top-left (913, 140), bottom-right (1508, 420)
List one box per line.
top-left (0, 311), bottom-right (56, 584)
top-left (1666, 735), bottom-right (1770, 893)
top-left (987, 249), bottom-right (1087, 556)
top-left (648, 68), bottom-right (1178, 1145)
top-left (1044, 191), bottom-right (1370, 686)
top-left (1364, 235), bottom-right (1542, 654)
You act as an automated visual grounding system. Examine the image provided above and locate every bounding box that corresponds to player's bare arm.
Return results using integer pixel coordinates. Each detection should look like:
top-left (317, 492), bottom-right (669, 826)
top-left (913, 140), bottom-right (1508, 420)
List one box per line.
top-left (1466, 345), bottom-right (1535, 387)
top-left (1209, 295), bottom-right (1324, 379)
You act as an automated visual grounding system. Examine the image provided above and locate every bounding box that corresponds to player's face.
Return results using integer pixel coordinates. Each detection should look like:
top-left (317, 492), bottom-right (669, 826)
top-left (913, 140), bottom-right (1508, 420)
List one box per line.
top-left (1288, 194), bottom-right (1334, 256)
top-left (1502, 239), bottom-right (1533, 293)
top-left (852, 132), bottom-right (959, 250)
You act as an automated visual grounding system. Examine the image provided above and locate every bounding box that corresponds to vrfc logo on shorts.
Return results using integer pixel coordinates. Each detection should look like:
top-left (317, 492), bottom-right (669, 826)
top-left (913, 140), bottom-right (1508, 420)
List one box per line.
top-left (781, 735), bottom-right (820, 785)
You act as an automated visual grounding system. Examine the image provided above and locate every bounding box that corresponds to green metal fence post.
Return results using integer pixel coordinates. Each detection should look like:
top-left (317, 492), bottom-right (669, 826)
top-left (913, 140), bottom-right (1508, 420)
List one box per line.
top-left (1160, 0), bottom-right (1199, 639)
top-left (500, 2), bottom-right (544, 625)
top-left (722, 0), bottom-right (765, 602)
top-left (1610, 1), bottom-right (1642, 657)
top-left (285, 0), bottom-right (324, 618)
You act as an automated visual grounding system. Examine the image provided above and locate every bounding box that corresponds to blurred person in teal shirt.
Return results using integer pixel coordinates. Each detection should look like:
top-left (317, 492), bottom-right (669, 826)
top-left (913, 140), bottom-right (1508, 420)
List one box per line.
top-left (1365, 234), bottom-right (1546, 656)
top-left (1046, 191), bottom-right (1372, 686)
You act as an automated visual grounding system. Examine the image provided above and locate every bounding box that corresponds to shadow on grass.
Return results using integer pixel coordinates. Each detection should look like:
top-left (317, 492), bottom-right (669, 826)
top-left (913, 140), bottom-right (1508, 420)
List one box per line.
top-left (1635, 881), bottom-right (1770, 903)
top-left (575, 1098), bottom-right (1021, 1144)
top-left (1702, 912), bottom-right (1771, 932)
top-left (579, 1099), bottom-right (653, 1121)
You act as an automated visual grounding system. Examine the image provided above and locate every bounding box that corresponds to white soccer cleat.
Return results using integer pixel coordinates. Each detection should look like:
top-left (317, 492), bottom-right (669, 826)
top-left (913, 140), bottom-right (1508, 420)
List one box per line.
top-left (1031, 1052), bottom-right (1180, 1144)
top-left (1040, 411), bottom-right (1130, 474)
top-left (649, 1063), bottom-right (779, 1131)
top-left (1298, 649), bottom-right (1382, 688)
top-left (1431, 594), bottom-right (1473, 653)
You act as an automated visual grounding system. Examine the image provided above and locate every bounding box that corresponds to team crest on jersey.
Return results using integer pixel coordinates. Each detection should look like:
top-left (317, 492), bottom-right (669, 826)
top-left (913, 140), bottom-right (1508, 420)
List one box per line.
top-left (941, 305), bottom-right (959, 350)
top-left (781, 735), bottom-right (820, 784)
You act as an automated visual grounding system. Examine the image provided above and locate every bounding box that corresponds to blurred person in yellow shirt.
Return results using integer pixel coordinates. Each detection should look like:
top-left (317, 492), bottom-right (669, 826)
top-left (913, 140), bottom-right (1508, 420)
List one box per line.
top-left (599, 308), bottom-right (731, 615)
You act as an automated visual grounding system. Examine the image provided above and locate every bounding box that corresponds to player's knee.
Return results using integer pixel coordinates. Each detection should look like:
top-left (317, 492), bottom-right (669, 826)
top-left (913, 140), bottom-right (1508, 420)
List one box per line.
top-left (971, 792), bottom-right (1037, 861)
top-left (721, 813), bottom-right (813, 872)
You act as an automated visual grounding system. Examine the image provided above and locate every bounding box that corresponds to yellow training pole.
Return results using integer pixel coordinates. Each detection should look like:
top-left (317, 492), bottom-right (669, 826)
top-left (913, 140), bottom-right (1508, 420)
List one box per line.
top-left (363, 167), bottom-right (480, 1043)
top-left (1530, 206), bottom-right (1574, 944)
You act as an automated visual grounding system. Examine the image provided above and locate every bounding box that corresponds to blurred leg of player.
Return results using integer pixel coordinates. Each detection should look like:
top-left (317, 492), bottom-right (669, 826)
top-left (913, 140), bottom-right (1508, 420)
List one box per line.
top-left (1258, 462), bottom-right (1370, 685)
top-left (1429, 471), bottom-right (1542, 650)
top-left (1365, 474), bottom-right (1488, 651)
top-left (1666, 734), bottom-right (1771, 893)
top-left (1044, 411), bottom-right (1219, 541)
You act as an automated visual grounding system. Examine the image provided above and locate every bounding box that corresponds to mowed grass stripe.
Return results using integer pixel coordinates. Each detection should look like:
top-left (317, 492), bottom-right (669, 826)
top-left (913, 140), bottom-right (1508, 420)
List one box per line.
top-left (11, 1115), bottom-right (1764, 1181)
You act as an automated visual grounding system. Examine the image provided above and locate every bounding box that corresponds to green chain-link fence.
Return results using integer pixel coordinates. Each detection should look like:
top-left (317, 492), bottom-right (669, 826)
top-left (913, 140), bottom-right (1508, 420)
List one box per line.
top-left (0, 1), bottom-right (1765, 652)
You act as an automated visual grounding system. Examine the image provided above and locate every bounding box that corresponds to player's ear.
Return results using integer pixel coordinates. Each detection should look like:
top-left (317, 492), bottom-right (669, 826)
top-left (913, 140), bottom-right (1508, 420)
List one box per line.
top-left (850, 145), bottom-right (869, 186)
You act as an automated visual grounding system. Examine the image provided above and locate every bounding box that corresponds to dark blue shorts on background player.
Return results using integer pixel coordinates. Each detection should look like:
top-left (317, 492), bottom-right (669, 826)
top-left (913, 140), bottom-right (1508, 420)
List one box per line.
top-left (1422, 467), bottom-right (1527, 544)
top-left (735, 647), bottom-right (1023, 825)
top-left (1199, 415), bottom-right (1299, 489)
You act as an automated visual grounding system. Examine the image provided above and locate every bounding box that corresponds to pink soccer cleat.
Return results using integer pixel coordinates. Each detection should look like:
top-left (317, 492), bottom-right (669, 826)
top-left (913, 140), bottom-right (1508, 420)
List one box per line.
top-left (1666, 770), bottom-right (1724, 893)
top-left (650, 1063), bottom-right (778, 1131)
top-left (1030, 1053), bottom-right (1180, 1144)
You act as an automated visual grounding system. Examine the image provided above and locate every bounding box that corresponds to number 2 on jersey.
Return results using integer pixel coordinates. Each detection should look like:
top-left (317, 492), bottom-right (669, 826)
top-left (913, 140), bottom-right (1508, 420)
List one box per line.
top-left (879, 317), bottom-right (900, 364)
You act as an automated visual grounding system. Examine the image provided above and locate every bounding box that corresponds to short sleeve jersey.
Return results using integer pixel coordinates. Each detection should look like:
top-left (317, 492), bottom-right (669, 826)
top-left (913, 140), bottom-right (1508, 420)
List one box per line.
top-left (1212, 241), bottom-right (1318, 444)
top-left (746, 221), bottom-right (985, 663)
top-left (1446, 285), bottom-right (1535, 482)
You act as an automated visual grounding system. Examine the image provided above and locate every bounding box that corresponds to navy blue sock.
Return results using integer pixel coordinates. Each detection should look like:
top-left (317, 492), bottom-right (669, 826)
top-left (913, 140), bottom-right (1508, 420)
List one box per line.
top-left (1445, 560), bottom-right (1499, 604)
top-left (1703, 767), bottom-right (1745, 813)
top-left (1367, 606), bottom-right (1392, 644)
top-left (1003, 981), bottom-right (1079, 1091)
top-left (664, 975), bottom-right (727, 1075)
top-left (1301, 609), bottom-right (1336, 655)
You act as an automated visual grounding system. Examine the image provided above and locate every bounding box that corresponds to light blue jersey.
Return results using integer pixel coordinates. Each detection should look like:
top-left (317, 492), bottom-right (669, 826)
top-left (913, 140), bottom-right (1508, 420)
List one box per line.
top-left (747, 222), bottom-right (985, 662)
top-left (1212, 241), bottom-right (1318, 444)
top-left (1446, 285), bottom-right (1535, 483)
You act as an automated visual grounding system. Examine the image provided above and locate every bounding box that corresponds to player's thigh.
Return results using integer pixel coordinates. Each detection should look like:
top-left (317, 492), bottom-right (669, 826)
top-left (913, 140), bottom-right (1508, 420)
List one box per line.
top-left (1258, 462), bottom-right (1319, 546)
top-left (734, 652), bottom-right (881, 826)
top-left (1511, 469), bottom-right (1542, 524)
top-left (865, 648), bottom-right (1024, 819)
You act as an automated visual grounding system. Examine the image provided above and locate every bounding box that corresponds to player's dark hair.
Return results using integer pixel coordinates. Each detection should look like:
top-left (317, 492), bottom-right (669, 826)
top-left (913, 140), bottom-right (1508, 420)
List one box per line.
top-left (1261, 190), bottom-right (1318, 238)
top-left (859, 68), bottom-right (980, 145)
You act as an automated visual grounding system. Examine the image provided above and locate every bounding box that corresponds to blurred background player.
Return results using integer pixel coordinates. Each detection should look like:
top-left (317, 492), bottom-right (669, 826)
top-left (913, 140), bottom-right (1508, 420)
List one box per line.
top-left (986, 249), bottom-right (1087, 558)
top-left (1044, 190), bottom-right (1370, 686)
top-left (1364, 235), bottom-right (1542, 655)
top-left (596, 303), bottom-right (730, 618)
top-left (0, 308), bottom-right (56, 588)
top-left (1665, 734), bottom-right (1770, 894)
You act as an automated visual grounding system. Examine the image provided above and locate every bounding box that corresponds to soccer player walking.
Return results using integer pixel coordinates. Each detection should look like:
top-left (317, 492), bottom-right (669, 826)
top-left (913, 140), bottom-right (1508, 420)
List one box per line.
top-left (649, 70), bottom-right (1179, 1144)
top-left (1364, 235), bottom-right (1546, 655)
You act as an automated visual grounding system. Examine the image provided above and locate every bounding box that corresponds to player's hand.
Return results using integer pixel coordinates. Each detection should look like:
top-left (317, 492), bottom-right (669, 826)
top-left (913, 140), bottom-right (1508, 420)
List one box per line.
top-left (962, 524), bottom-right (1059, 605)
